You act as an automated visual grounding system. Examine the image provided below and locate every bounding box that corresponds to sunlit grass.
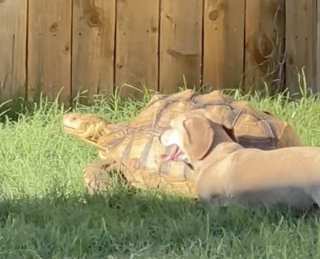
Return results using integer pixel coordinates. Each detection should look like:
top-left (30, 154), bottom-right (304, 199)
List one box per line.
top-left (1, 81), bottom-right (320, 258)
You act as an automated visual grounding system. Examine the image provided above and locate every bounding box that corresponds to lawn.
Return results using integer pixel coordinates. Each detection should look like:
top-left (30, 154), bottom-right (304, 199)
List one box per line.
top-left (1, 86), bottom-right (320, 259)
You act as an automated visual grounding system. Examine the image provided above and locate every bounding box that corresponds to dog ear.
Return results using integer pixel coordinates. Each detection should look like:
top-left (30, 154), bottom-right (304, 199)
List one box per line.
top-left (182, 116), bottom-right (214, 161)
top-left (222, 125), bottom-right (237, 142)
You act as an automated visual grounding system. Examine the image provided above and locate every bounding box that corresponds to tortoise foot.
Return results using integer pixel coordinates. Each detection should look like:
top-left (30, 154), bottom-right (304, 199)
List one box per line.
top-left (83, 159), bottom-right (114, 195)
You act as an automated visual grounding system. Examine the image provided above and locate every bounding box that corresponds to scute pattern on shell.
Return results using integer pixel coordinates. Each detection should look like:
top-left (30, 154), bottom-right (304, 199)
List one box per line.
top-left (93, 89), bottom-right (301, 197)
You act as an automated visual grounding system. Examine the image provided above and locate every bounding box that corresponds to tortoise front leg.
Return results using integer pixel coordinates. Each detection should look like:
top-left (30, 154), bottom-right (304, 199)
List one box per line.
top-left (83, 158), bottom-right (112, 195)
top-left (83, 155), bottom-right (126, 195)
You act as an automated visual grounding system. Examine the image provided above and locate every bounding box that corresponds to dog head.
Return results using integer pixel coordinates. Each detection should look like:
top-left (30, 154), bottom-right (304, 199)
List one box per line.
top-left (159, 112), bottom-right (236, 165)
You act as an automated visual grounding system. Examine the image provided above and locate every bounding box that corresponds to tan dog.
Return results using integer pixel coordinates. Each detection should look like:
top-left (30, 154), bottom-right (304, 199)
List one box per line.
top-left (158, 110), bottom-right (320, 213)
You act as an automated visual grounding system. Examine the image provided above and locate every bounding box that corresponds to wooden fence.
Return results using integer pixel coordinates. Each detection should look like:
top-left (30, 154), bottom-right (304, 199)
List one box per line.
top-left (0, 0), bottom-right (319, 105)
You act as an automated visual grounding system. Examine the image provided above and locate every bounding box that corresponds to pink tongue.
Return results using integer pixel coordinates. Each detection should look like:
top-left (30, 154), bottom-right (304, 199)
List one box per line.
top-left (159, 145), bottom-right (179, 161)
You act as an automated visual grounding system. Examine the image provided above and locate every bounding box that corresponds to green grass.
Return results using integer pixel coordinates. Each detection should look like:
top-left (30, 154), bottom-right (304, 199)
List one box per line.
top-left (2, 85), bottom-right (320, 258)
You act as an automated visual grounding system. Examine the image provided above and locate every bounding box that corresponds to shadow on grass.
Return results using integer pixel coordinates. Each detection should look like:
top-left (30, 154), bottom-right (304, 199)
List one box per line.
top-left (0, 186), bottom-right (319, 258)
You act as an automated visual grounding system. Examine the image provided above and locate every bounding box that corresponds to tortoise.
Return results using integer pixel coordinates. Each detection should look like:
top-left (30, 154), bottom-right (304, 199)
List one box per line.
top-left (62, 89), bottom-right (302, 197)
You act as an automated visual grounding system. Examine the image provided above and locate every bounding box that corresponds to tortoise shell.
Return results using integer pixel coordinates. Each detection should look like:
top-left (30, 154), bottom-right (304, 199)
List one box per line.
top-left (93, 89), bottom-right (301, 197)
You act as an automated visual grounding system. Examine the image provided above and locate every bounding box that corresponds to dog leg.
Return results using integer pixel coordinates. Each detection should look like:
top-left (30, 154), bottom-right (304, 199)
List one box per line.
top-left (197, 194), bottom-right (234, 216)
top-left (305, 186), bottom-right (320, 217)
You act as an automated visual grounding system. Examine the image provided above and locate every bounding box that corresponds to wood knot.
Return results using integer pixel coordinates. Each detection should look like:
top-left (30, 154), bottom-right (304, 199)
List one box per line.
top-left (116, 63), bottom-right (123, 69)
top-left (247, 33), bottom-right (275, 72)
top-left (63, 44), bottom-right (69, 54)
top-left (167, 49), bottom-right (198, 58)
top-left (288, 56), bottom-right (294, 66)
top-left (88, 14), bottom-right (101, 27)
top-left (258, 34), bottom-right (273, 58)
top-left (49, 22), bottom-right (58, 32)
top-left (209, 10), bottom-right (219, 21)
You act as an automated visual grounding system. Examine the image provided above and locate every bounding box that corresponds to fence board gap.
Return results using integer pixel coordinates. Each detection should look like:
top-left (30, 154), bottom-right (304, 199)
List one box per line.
top-left (202, 0), bottom-right (245, 92)
top-left (286, 0), bottom-right (317, 97)
top-left (0, 0), bottom-right (27, 103)
top-left (244, 0), bottom-right (285, 94)
top-left (115, 0), bottom-right (159, 99)
top-left (72, 0), bottom-right (116, 102)
top-left (28, 0), bottom-right (72, 104)
top-left (159, 0), bottom-right (203, 94)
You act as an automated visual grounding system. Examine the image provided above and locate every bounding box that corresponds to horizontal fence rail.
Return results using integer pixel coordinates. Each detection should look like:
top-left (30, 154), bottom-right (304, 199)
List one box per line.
top-left (0, 0), bottom-right (320, 106)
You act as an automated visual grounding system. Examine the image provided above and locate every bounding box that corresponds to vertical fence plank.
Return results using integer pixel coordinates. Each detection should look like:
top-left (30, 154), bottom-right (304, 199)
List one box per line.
top-left (286, 0), bottom-right (317, 96)
top-left (203, 0), bottom-right (245, 91)
top-left (244, 0), bottom-right (285, 93)
top-left (72, 0), bottom-right (115, 101)
top-left (115, 0), bottom-right (159, 99)
top-left (28, 0), bottom-right (72, 104)
top-left (315, 0), bottom-right (320, 93)
top-left (0, 0), bottom-right (27, 102)
top-left (159, 0), bottom-right (203, 94)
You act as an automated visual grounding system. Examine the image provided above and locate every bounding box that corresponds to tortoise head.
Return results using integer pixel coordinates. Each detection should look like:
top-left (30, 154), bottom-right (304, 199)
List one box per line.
top-left (62, 113), bottom-right (111, 144)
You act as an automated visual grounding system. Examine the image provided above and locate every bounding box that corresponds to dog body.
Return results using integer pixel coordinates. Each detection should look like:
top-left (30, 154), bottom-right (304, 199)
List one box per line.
top-left (194, 142), bottom-right (319, 211)
top-left (159, 110), bottom-right (320, 212)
